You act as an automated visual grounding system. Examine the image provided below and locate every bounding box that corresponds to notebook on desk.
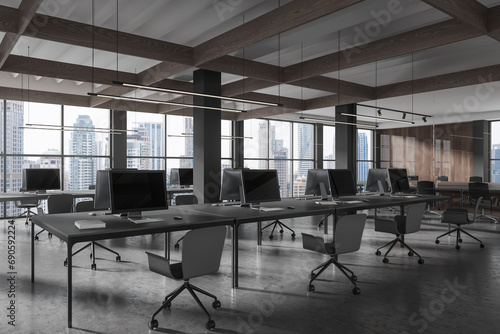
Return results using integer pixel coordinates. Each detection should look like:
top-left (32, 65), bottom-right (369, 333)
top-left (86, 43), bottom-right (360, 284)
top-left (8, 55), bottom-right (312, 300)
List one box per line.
top-left (259, 207), bottom-right (285, 212)
top-left (75, 220), bottom-right (106, 229)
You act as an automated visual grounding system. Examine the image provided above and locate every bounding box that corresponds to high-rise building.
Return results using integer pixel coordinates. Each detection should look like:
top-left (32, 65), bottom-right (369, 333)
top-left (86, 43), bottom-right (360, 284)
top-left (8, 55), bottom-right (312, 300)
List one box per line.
top-left (68, 115), bottom-right (97, 190)
top-left (180, 118), bottom-right (194, 168)
top-left (296, 123), bottom-right (313, 178)
top-left (492, 144), bottom-right (500, 182)
top-left (357, 132), bottom-right (369, 182)
top-left (268, 124), bottom-right (290, 198)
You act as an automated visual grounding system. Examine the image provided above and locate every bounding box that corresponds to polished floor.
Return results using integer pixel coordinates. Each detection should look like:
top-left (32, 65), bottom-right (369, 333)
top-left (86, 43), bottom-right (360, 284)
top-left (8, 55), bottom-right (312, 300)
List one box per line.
top-left (1, 210), bottom-right (499, 334)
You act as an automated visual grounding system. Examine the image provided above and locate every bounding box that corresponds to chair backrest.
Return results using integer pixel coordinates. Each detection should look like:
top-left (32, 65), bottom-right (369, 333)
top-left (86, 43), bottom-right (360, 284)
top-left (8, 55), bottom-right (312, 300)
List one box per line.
top-left (437, 176), bottom-right (448, 181)
top-left (175, 194), bottom-right (198, 206)
top-left (181, 226), bottom-right (226, 279)
top-left (468, 182), bottom-right (490, 203)
top-left (333, 214), bottom-right (367, 254)
top-left (469, 176), bottom-right (482, 182)
top-left (74, 200), bottom-right (95, 212)
top-left (404, 202), bottom-right (426, 234)
top-left (15, 198), bottom-right (40, 207)
top-left (416, 180), bottom-right (435, 195)
top-left (47, 194), bottom-right (74, 214)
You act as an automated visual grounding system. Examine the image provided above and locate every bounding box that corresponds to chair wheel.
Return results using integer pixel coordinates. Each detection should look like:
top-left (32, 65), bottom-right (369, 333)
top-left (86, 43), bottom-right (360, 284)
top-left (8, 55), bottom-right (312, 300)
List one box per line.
top-left (212, 300), bottom-right (221, 309)
top-left (375, 250), bottom-right (381, 256)
top-left (291, 233), bottom-right (296, 239)
top-left (455, 245), bottom-right (460, 250)
top-left (269, 235), bottom-right (273, 240)
top-left (148, 319), bottom-right (159, 330)
top-left (352, 287), bottom-right (361, 295)
top-left (35, 236), bottom-right (39, 241)
top-left (63, 260), bottom-right (67, 267)
top-left (91, 264), bottom-right (97, 270)
top-left (351, 275), bottom-right (357, 282)
top-left (279, 229), bottom-right (284, 234)
top-left (418, 258), bottom-right (424, 264)
top-left (307, 284), bottom-right (315, 292)
top-left (174, 243), bottom-right (180, 249)
top-left (480, 244), bottom-right (485, 248)
top-left (116, 256), bottom-right (121, 262)
top-left (408, 251), bottom-right (414, 257)
top-left (382, 258), bottom-right (389, 264)
top-left (48, 233), bottom-right (52, 238)
top-left (458, 238), bottom-right (463, 243)
top-left (206, 319), bottom-right (216, 330)
top-left (435, 239), bottom-right (440, 244)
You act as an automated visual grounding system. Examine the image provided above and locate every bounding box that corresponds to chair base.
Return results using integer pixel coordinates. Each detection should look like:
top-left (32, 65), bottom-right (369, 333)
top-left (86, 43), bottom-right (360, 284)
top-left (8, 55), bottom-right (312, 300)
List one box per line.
top-left (9, 208), bottom-right (37, 226)
top-left (474, 214), bottom-right (498, 224)
top-left (261, 220), bottom-right (296, 240)
top-left (375, 237), bottom-right (424, 264)
top-left (307, 257), bottom-right (360, 295)
top-left (64, 241), bottom-right (121, 270)
top-left (148, 281), bottom-right (220, 331)
top-left (435, 227), bottom-right (484, 250)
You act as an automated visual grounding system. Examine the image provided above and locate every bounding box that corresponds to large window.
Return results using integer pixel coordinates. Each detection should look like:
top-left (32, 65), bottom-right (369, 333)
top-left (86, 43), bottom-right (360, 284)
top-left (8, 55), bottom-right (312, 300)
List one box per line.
top-left (323, 125), bottom-right (335, 169)
top-left (357, 129), bottom-right (374, 182)
top-left (490, 121), bottom-right (500, 182)
top-left (127, 111), bottom-right (165, 171)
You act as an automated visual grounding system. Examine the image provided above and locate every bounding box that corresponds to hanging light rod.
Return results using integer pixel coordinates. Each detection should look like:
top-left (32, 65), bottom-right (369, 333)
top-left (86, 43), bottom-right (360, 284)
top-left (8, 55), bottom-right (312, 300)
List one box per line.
top-left (341, 113), bottom-right (415, 125)
top-left (19, 126), bottom-right (123, 135)
top-left (356, 103), bottom-right (431, 118)
top-left (112, 81), bottom-right (282, 107)
top-left (299, 116), bottom-right (378, 129)
top-left (88, 92), bottom-right (246, 113)
top-left (25, 123), bottom-right (138, 133)
top-left (178, 133), bottom-right (253, 139)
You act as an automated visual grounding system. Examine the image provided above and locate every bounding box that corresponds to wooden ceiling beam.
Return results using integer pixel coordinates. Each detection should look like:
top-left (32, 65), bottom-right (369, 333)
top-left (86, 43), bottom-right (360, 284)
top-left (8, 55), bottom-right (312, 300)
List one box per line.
top-left (0, 86), bottom-right (89, 107)
top-left (488, 5), bottom-right (500, 41)
top-left (0, 0), bottom-right (44, 68)
top-left (193, 0), bottom-right (362, 66)
top-left (421, 0), bottom-right (488, 33)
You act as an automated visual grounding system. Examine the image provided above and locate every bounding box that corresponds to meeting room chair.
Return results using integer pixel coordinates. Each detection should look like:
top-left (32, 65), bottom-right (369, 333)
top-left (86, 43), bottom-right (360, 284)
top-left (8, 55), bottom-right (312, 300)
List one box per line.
top-left (145, 226), bottom-right (226, 331)
top-left (9, 197), bottom-right (40, 226)
top-left (437, 176), bottom-right (448, 182)
top-left (468, 182), bottom-right (498, 223)
top-left (302, 214), bottom-right (367, 295)
top-left (374, 202), bottom-right (426, 264)
top-left (416, 181), bottom-right (441, 218)
top-left (469, 176), bottom-right (482, 182)
top-left (63, 199), bottom-right (121, 270)
top-left (35, 194), bottom-right (74, 241)
top-left (435, 206), bottom-right (485, 250)
top-left (173, 194), bottom-right (198, 249)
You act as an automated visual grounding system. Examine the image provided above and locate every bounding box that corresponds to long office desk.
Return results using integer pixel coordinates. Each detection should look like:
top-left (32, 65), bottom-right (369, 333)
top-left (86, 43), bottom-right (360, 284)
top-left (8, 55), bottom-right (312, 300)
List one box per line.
top-left (30, 194), bottom-right (449, 328)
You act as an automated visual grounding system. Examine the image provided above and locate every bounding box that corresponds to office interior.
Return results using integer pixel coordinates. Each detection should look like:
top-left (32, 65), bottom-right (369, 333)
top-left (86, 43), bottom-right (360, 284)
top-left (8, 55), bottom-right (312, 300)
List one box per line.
top-left (1, 1), bottom-right (500, 333)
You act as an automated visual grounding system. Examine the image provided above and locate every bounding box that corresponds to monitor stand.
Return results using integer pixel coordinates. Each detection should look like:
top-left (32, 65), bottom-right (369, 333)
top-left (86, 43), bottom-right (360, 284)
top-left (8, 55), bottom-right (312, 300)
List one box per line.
top-left (319, 183), bottom-right (329, 201)
top-left (377, 180), bottom-right (386, 196)
top-left (36, 190), bottom-right (46, 194)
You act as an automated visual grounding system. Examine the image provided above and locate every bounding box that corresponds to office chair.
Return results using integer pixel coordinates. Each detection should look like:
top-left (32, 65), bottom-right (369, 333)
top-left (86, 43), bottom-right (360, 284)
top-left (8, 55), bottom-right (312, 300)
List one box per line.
top-left (173, 194), bottom-right (198, 249)
top-left (435, 206), bottom-right (485, 250)
top-left (35, 194), bottom-right (74, 241)
top-left (468, 182), bottom-right (498, 223)
top-left (63, 200), bottom-right (121, 270)
top-left (261, 218), bottom-right (296, 240)
top-left (437, 176), bottom-right (448, 182)
top-left (374, 202), bottom-right (426, 264)
top-left (469, 176), bottom-right (482, 182)
top-left (146, 226), bottom-right (226, 331)
top-left (9, 198), bottom-right (40, 226)
top-left (416, 181), bottom-right (441, 218)
top-left (302, 214), bottom-right (367, 295)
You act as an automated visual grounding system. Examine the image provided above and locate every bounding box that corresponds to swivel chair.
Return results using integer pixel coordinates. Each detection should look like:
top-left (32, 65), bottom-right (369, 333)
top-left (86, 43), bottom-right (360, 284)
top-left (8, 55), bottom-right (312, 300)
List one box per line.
top-left (435, 203), bottom-right (485, 250)
top-left (9, 197), bottom-right (40, 226)
top-left (146, 226), bottom-right (226, 331)
top-left (63, 200), bottom-right (121, 270)
top-left (261, 218), bottom-right (296, 240)
top-left (35, 194), bottom-right (74, 240)
top-left (374, 202), bottom-right (426, 264)
top-left (302, 214), bottom-right (367, 295)
top-left (173, 194), bottom-right (198, 249)
top-left (416, 181), bottom-right (441, 218)
top-left (468, 182), bottom-right (498, 223)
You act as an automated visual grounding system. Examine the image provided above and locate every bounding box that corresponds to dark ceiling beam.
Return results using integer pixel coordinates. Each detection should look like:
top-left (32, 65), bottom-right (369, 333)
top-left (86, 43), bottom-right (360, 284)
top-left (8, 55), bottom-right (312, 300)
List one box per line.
top-left (0, 86), bottom-right (89, 107)
top-left (0, 0), bottom-right (44, 68)
top-left (488, 5), bottom-right (500, 41)
top-left (421, 0), bottom-right (488, 33)
top-left (193, 0), bottom-right (362, 66)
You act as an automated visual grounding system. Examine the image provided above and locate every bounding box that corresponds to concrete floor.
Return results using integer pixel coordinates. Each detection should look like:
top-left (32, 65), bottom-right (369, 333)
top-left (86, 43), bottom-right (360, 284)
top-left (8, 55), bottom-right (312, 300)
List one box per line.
top-left (1, 211), bottom-right (499, 334)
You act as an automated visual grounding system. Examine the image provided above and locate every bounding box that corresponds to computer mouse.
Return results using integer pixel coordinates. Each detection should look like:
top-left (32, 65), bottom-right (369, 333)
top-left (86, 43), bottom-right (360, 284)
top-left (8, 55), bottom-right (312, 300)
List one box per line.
top-left (174, 216), bottom-right (183, 220)
top-left (287, 206), bottom-right (295, 209)
top-left (88, 212), bottom-right (97, 216)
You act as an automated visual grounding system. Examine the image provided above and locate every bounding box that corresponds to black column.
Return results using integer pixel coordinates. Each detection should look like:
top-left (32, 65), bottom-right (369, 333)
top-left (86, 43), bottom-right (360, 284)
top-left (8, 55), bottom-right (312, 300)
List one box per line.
top-left (335, 104), bottom-right (357, 173)
top-left (111, 110), bottom-right (127, 169)
top-left (315, 124), bottom-right (323, 169)
top-left (473, 120), bottom-right (489, 181)
top-left (232, 120), bottom-right (244, 169)
top-left (193, 69), bottom-right (221, 203)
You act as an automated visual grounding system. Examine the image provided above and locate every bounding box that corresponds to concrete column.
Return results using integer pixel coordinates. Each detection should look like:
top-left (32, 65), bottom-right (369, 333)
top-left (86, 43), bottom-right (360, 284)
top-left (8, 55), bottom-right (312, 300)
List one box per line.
top-left (232, 120), bottom-right (244, 169)
top-left (335, 104), bottom-right (357, 173)
top-left (473, 120), bottom-right (489, 181)
top-left (315, 124), bottom-right (323, 169)
top-left (111, 110), bottom-right (127, 169)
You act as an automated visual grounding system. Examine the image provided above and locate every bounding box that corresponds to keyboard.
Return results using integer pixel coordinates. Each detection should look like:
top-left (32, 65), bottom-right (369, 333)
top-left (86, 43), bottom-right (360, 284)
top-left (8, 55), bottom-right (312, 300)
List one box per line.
top-left (259, 207), bottom-right (285, 212)
top-left (129, 217), bottom-right (164, 224)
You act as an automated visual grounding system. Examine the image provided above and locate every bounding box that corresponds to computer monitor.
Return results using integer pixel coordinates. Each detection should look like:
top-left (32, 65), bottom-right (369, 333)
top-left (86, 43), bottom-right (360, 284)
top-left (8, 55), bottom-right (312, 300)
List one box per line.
top-left (304, 169), bottom-right (330, 200)
top-left (94, 170), bottom-right (111, 210)
top-left (328, 169), bottom-right (357, 199)
top-left (389, 168), bottom-right (411, 194)
top-left (365, 168), bottom-right (389, 193)
top-left (22, 168), bottom-right (61, 194)
top-left (108, 170), bottom-right (168, 219)
top-left (220, 169), bottom-right (243, 201)
top-left (170, 168), bottom-right (193, 187)
top-left (240, 169), bottom-right (281, 208)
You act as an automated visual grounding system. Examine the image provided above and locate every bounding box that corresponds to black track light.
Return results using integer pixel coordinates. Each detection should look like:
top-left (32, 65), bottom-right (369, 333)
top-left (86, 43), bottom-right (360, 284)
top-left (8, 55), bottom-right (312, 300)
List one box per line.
top-left (402, 112), bottom-right (407, 119)
top-left (377, 109), bottom-right (382, 116)
top-left (422, 116), bottom-right (427, 123)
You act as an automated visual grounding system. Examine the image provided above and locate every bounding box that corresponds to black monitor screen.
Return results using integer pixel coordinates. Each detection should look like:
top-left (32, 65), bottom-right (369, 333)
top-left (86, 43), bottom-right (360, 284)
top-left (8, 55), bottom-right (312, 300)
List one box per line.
top-left (170, 168), bottom-right (193, 186)
top-left (328, 169), bottom-right (357, 198)
top-left (241, 169), bottom-right (281, 205)
top-left (109, 170), bottom-right (168, 214)
top-left (366, 169), bottom-right (389, 192)
top-left (389, 168), bottom-right (410, 193)
top-left (305, 169), bottom-right (331, 199)
top-left (94, 170), bottom-right (111, 210)
top-left (22, 168), bottom-right (61, 192)
top-left (220, 169), bottom-right (243, 201)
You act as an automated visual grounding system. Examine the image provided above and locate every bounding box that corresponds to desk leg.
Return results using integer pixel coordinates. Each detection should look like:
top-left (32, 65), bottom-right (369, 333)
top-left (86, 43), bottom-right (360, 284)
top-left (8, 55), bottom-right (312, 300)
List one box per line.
top-left (31, 222), bottom-right (35, 283)
top-left (257, 221), bottom-right (262, 246)
top-left (400, 204), bottom-right (405, 246)
top-left (323, 214), bottom-right (328, 235)
top-left (232, 224), bottom-right (239, 288)
top-left (164, 232), bottom-right (170, 260)
top-left (67, 242), bottom-right (73, 328)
